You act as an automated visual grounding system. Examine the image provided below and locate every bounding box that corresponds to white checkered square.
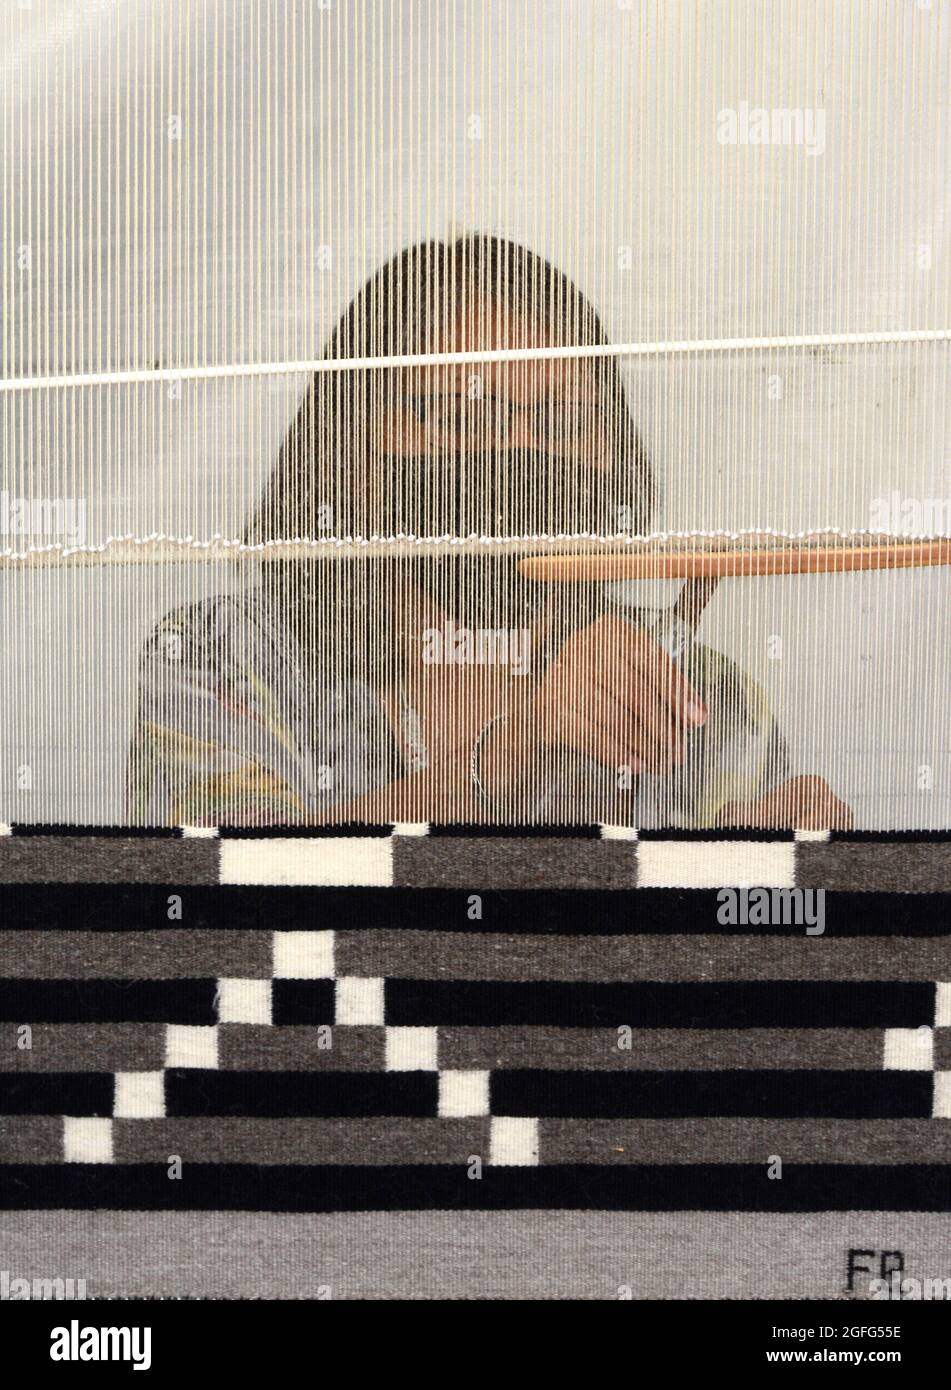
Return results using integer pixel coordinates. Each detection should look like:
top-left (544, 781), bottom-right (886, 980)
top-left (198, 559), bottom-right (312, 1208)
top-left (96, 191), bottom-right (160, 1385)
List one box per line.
top-left (219, 836), bottom-right (393, 886)
top-left (336, 977), bottom-right (385, 1026)
top-left (933, 1072), bottom-right (951, 1118)
top-left (883, 1026), bottom-right (933, 1071)
top-left (636, 840), bottom-right (795, 888)
top-left (385, 1026), bottom-right (438, 1071)
top-left (114, 1071), bottom-right (165, 1119)
top-left (165, 1025), bottom-right (219, 1069)
top-left (64, 1116), bottom-right (114, 1164)
top-left (438, 1070), bottom-right (490, 1117)
top-left (489, 1116), bottom-right (539, 1166)
top-left (217, 978), bottom-right (272, 1025)
top-left (273, 930), bottom-right (335, 979)
top-left (935, 982), bottom-right (951, 1028)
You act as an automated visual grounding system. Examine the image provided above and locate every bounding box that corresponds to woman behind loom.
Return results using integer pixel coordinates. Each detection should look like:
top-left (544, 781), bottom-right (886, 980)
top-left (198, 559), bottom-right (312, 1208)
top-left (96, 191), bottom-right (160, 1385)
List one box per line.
top-left (128, 234), bottom-right (850, 829)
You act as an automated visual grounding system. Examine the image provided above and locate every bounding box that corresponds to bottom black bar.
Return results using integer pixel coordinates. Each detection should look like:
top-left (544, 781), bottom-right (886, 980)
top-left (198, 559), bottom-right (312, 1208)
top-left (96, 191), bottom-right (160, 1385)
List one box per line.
top-left (4, 1162), bottom-right (951, 1211)
top-left (1, 1298), bottom-right (946, 1371)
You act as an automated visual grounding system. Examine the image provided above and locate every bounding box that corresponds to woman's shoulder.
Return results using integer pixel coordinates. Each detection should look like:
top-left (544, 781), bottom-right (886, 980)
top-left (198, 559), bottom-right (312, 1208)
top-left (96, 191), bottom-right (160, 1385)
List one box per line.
top-left (142, 589), bottom-right (295, 674)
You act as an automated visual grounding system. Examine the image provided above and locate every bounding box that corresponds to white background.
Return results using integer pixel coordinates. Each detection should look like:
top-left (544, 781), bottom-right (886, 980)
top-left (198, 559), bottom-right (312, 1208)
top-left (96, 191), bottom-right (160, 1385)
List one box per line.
top-left (1, 0), bottom-right (949, 825)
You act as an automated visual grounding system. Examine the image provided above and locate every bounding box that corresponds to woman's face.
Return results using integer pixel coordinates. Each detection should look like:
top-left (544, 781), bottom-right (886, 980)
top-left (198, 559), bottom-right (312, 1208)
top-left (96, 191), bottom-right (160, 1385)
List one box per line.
top-left (369, 299), bottom-right (624, 537)
top-left (383, 300), bottom-right (614, 463)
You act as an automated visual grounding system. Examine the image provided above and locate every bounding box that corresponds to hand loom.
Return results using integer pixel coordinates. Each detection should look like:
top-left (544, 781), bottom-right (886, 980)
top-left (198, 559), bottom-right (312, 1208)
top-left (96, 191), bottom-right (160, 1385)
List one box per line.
top-left (518, 538), bottom-right (951, 660)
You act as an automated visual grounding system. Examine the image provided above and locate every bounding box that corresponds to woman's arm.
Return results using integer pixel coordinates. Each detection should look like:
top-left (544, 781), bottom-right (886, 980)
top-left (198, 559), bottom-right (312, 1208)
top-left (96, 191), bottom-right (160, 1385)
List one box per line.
top-left (127, 598), bottom-right (313, 827)
top-left (376, 611), bottom-right (854, 831)
top-left (717, 775), bottom-right (854, 830)
top-left (331, 612), bottom-right (710, 823)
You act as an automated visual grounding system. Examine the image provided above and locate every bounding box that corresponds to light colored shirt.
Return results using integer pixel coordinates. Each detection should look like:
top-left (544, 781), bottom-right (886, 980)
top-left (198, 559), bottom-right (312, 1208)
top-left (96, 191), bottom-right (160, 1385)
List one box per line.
top-left (127, 588), bottom-right (789, 827)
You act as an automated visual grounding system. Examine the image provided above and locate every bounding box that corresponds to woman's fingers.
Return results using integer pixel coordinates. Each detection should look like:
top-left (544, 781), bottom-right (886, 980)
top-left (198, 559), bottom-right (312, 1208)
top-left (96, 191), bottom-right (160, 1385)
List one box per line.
top-left (718, 776), bottom-right (854, 830)
top-left (544, 656), bottom-right (673, 767)
top-left (555, 711), bottom-right (646, 774)
top-left (601, 617), bottom-right (708, 726)
top-left (592, 674), bottom-right (683, 769)
top-left (534, 680), bottom-right (659, 773)
top-left (769, 775), bottom-right (853, 830)
top-left (545, 615), bottom-right (707, 770)
top-left (562, 617), bottom-right (706, 721)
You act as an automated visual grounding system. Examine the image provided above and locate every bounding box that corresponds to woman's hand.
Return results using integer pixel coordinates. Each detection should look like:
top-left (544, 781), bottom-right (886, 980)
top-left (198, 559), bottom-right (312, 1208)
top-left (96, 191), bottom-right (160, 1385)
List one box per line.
top-left (481, 613), bottom-right (708, 794)
top-left (529, 613), bottom-right (707, 771)
top-left (717, 774), bottom-right (854, 830)
top-left (348, 607), bottom-right (855, 830)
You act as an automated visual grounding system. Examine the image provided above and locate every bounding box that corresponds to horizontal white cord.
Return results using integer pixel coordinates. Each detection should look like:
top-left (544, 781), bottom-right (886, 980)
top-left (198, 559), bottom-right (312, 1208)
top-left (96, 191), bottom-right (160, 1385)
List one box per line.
top-left (2, 525), bottom-right (948, 566)
top-left (2, 328), bottom-right (949, 393)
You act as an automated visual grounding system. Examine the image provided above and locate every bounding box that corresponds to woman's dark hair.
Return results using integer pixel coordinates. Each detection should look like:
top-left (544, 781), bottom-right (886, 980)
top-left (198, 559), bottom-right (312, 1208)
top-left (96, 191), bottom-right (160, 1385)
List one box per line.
top-left (247, 234), bottom-right (653, 683)
top-left (250, 233), bottom-right (653, 541)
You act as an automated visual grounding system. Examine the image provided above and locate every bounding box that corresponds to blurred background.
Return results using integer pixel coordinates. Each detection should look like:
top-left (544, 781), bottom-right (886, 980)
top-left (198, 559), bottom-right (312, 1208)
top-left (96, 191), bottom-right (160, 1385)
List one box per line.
top-left (1, 0), bottom-right (949, 825)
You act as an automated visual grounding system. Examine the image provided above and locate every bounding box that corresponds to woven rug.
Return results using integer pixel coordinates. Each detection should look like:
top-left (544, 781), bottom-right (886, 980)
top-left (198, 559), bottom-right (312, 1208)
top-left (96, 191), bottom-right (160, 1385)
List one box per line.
top-left (2, 824), bottom-right (950, 1301)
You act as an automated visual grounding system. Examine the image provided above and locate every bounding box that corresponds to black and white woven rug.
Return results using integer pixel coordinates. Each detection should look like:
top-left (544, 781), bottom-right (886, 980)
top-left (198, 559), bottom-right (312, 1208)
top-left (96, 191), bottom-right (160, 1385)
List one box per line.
top-left (2, 823), bottom-right (950, 1300)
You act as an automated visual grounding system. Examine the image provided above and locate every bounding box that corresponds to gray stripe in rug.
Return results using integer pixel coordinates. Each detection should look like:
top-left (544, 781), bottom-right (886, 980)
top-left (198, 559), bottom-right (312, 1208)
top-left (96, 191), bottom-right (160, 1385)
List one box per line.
top-left (112, 1116), bottom-right (489, 1165)
top-left (3, 1210), bottom-right (949, 1299)
top-left (219, 1024), bottom-right (384, 1070)
top-left (0, 837), bottom-right (219, 884)
top-left (0, 1021), bottom-right (384, 1077)
top-left (2, 1023), bottom-right (166, 1072)
top-left (0, 931), bottom-right (272, 978)
top-left (540, 1117), bottom-right (950, 1164)
top-left (796, 842), bottom-right (951, 892)
top-left (337, 931), bottom-right (951, 981)
top-left (0, 1116), bottom-right (62, 1163)
top-left (436, 1026), bottom-right (883, 1070)
top-left (392, 837), bottom-right (637, 889)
